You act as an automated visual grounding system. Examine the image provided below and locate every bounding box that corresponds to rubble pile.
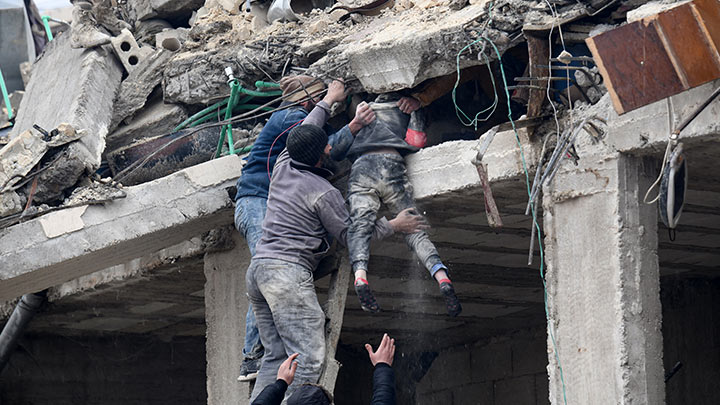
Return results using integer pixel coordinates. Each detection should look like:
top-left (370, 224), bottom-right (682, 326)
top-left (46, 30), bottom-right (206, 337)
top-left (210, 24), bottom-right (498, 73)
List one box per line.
top-left (0, 0), bottom-right (651, 226)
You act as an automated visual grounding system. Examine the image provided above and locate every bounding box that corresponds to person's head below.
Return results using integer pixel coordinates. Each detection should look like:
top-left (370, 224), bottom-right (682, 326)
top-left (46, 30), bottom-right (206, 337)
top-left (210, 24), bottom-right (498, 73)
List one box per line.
top-left (287, 384), bottom-right (333, 405)
top-left (287, 125), bottom-right (332, 168)
top-left (279, 75), bottom-right (325, 111)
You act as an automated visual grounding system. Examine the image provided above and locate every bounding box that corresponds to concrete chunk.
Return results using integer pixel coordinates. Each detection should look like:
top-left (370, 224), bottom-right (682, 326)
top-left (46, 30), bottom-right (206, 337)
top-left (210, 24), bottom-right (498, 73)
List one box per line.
top-left (341, 2), bottom-right (493, 93)
top-left (106, 99), bottom-right (188, 151)
top-left (110, 48), bottom-right (175, 131)
top-left (110, 29), bottom-right (154, 73)
top-left (9, 31), bottom-right (123, 179)
top-left (0, 155), bottom-right (243, 302)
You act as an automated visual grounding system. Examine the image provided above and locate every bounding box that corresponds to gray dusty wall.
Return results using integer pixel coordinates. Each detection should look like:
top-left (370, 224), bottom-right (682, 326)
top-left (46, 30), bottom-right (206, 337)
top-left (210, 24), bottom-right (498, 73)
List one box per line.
top-left (334, 328), bottom-right (549, 405)
top-left (0, 333), bottom-right (206, 404)
top-left (415, 328), bottom-right (550, 404)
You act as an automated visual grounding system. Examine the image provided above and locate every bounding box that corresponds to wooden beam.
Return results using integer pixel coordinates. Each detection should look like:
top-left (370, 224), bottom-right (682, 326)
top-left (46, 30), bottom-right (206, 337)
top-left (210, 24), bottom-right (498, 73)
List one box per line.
top-left (318, 255), bottom-right (351, 394)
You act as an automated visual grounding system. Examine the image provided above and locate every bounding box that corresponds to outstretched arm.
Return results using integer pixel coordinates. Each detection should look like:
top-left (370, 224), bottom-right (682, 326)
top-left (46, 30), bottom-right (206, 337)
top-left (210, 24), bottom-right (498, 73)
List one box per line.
top-left (250, 353), bottom-right (299, 405)
top-left (366, 334), bottom-right (397, 405)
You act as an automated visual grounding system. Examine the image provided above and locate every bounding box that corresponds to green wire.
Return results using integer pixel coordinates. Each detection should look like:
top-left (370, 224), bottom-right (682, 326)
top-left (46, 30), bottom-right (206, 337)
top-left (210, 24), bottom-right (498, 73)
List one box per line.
top-left (41, 16), bottom-right (54, 41)
top-left (480, 36), bottom-right (569, 405)
top-left (0, 67), bottom-right (13, 121)
top-left (453, 2), bottom-right (569, 402)
top-left (452, 39), bottom-right (498, 130)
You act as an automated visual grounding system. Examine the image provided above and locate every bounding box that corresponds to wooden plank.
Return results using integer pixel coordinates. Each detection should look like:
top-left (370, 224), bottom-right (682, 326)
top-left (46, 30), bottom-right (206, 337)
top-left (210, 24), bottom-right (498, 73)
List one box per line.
top-left (318, 255), bottom-right (351, 394)
top-left (587, 0), bottom-right (720, 115)
top-left (693, 0), bottom-right (720, 55)
top-left (587, 19), bottom-right (684, 114)
top-left (525, 33), bottom-right (549, 134)
top-left (657, 2), bottom-right (720, 87)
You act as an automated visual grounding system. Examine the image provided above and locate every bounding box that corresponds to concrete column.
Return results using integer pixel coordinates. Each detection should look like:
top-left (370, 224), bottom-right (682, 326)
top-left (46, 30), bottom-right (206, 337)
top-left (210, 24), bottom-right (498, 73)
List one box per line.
top-left (204, 230), bottom-right (252, 404)
top-left (542, 154), bottom-right (664, 404)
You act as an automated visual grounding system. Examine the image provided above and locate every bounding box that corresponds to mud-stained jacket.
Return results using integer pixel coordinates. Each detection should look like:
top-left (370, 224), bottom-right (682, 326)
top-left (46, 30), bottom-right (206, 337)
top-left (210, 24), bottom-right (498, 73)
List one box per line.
top-left (253, 150), bottom-right (394, 271)
top-left (304, 95), bottom-right (419, 162)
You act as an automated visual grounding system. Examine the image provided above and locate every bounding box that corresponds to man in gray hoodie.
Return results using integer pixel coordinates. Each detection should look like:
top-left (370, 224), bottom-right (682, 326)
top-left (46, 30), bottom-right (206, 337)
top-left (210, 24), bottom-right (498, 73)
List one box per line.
top-left (246, 125), bottom-right (426, 401)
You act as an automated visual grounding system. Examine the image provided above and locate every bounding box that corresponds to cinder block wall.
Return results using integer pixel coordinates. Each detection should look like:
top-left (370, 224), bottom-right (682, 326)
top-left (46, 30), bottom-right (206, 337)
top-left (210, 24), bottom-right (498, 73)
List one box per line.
top-left (416, 329), bottom-right (550, 405)
top-left (0, 333), bottom-right (206, 404)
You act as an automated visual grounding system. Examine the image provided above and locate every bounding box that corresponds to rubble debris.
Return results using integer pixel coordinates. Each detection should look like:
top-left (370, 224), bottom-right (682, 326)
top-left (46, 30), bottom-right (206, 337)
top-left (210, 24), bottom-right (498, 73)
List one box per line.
top-left (18, 62), bottom-right (32, 88)
top-left (125, 0), bottom-right (204, 23)
top-left (69, 1), bottom-right (112, 49)
top-left (110, 28), bottom-right (154, 73)
top-left (110, 48), bottom-right (175, 131)
top-left (9, 31), bottom-right (123, 202)
top-left (135, 19), bottom-right (174, 45)
top-left (587, 0), bottom-right (720, 114)
top-left (0, 123), bottom-right (86, 216)
top-left (106, 98), bottom-right (188, 151)
top-left (155, 28), bottom-right (189, 51)
top-left (107, 126), bottom-right (251, 185)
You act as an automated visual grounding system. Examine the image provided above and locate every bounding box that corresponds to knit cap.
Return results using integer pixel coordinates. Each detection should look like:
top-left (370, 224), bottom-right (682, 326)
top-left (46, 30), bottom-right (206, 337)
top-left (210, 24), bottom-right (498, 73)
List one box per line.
top-left (287, 125), bottom-right (328, 166)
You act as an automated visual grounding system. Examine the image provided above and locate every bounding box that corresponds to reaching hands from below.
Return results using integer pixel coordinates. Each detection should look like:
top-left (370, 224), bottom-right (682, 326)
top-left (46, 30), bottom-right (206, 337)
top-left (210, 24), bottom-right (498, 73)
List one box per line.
top-left (277, 353), bottom-right (299, 385)
top-left (365, 333), bottom-right (396, 367)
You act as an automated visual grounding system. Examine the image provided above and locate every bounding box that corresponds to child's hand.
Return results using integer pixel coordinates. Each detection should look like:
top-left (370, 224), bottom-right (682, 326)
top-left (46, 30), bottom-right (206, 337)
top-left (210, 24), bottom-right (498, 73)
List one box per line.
top-left (349, 101), bottom-right (376, 134)
top-left (397, 97), bottom-right (421, 114)
top-left (389, 208), bottom-right (429, 234)
top-left (323, 79), bottom-right (346, 105)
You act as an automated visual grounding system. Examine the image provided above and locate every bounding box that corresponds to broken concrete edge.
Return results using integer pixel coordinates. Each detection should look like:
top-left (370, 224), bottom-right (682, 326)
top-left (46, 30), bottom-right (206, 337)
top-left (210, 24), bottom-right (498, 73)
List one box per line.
top-left (595, 79), bottom-right (720, 154)
top-left (0, 238), bottom-right (206, 318)
top-left (0, 155), bottom-right (243, 302)
top-left (407, 132), bottom-right (540, 202)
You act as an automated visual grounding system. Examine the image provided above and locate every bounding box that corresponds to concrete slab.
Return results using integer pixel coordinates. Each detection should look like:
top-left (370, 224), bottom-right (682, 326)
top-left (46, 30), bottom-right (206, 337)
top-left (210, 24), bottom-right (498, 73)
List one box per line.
top-left (0, 155), bottom-right (243, 302)
top-left (9, 32), bottom-right (123, 200)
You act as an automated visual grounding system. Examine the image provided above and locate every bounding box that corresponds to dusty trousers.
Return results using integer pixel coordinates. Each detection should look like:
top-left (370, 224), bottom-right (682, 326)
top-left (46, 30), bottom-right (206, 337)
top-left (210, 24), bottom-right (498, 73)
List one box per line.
top-left (347, 153), bottom-right (443, 275)
top-left (246, 258), bottom-right (325, 402)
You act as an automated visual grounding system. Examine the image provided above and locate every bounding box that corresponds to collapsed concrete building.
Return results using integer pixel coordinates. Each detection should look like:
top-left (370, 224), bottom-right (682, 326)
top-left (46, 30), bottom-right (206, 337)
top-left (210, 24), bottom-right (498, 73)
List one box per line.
top-left (0, 0), bottom-right (719, 403)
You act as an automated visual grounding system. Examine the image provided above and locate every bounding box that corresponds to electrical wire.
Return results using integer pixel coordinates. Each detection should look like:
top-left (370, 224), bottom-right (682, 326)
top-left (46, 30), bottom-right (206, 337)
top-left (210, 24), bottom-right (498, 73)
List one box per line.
top-left (458, 19), bottom-right (570, 401)
top-left (451, 4), bottom-right (498, 130)
top-left (113, 83), bottom-right (329, 184)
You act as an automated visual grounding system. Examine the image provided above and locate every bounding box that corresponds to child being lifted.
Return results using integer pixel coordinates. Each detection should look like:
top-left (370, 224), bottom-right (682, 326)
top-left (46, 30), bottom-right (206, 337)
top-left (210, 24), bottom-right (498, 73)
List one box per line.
top-left (304, 88), bottom-right (462, 317)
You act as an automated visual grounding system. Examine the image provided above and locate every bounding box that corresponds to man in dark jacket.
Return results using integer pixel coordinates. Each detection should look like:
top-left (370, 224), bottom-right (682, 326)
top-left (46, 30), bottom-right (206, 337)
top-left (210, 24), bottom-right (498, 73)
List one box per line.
top-left (234, 76), bottom-right (372, 381)
top-left (366, 333), bottom-right (397, 405)
top-left (246, 125), bottom-right (425, 401)
top-left (252, 334), bottom-right (398, 405)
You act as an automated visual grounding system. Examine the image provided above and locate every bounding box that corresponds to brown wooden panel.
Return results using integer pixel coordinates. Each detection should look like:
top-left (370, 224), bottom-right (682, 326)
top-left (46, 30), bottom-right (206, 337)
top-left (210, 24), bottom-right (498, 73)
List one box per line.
top-left (587, 20), bottom-right (684, 114)
top-left (693, 0), bottom-right (720, 53)
top-left (657, 3), bottom-right (720, 87)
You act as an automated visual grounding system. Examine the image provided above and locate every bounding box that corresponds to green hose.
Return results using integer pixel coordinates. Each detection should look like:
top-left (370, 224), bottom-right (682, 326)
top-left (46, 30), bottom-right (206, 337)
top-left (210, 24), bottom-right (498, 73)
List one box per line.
top-left (174, 95), bottom-right (254, 132)
top-left (234, 144), bottom-right (254, 155)
top-left (216, 79), bottom-right (241, 158)
top-left (238, 86), bottom-right (281, 98)
top-left (41, 16), bottom-right (54, 41)
top-left (255, 81), bottom-right (280, 89)
top-left (186, 104), bottom-right (273, 128)
top-left (0, 67), bottom-right (13, 121)
top-left (174, 85), bottom-right (279, 132)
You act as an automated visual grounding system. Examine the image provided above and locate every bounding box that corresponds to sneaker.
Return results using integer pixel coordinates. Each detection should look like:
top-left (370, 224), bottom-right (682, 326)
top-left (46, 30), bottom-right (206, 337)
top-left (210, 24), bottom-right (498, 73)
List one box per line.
top-left (354, 279), bottom-right (380, 313)
top-left (237, 357), bottom-right (261, 382)
top-left (439, 282), bottom-right (462, 317)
